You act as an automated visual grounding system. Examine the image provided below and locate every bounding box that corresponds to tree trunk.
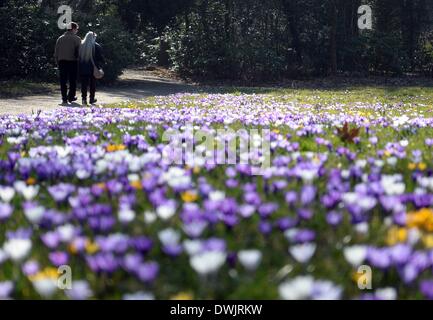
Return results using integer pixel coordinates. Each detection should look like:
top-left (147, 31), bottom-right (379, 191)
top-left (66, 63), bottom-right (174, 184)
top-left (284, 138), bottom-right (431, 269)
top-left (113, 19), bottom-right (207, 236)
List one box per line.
top-left (329, 0), bottom-right (338, 75)
top-left (282, 0), bottom-right (303, 64)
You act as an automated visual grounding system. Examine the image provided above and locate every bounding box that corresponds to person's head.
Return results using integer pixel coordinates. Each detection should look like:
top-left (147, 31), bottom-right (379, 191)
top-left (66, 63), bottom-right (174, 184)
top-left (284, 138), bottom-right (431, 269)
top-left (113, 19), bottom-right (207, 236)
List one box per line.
top-left (67, 22), bottom-right (79, 34)
top-left (79, 31), bottom-right (97, 62)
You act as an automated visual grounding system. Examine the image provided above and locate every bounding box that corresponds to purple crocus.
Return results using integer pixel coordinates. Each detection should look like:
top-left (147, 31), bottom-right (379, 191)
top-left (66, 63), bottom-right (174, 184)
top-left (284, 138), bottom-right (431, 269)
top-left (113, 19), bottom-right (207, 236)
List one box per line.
top-left (0, 202), bottom-right (12, 221)
top-left (22, 260), bottom-right (40, 276)
top-left (258, 221), bottom-right (272, 235)
top-left (293, 229), bottom-right (316, 243)
top-left (420, 280), bottom-right (433, 299)
top-left (203, 238), bottom-right (227, 252)
top-left (48, 183), bottom-right (76, 203)
top-left (49, 251), bottom-right (69, 267)
top-left (136, 262), bottom-right (159, 283)
top-left (122, 253), bottom-right (143, 273)
top-left (298, 208), bottom-right (313, 220)
top-left (276, 217), bottom-right (297, 231)
top-left (0, 281), bottom-right (14, 299)
top-left (258, 202), bottom-right (278, 218)
top-left (388, 244), bottom-right (412, 266)
top-left (285, 191), bottom-right (297, 205)
top-left (300, 185), bottom-right (316, 205)
top-left (326, 211), bottom-right (343, 226)
top-left (130, 236), bottom-right (153, 254)
top-left (41, 231), bottom-right (61, 249)
top-left (367, 247), bottom-right (391, 269)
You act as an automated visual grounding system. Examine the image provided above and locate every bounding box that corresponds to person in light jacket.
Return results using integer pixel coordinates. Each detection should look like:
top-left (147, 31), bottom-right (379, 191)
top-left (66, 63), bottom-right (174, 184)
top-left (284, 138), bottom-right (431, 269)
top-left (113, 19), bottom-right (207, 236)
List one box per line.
top-left (78, 32), bottom-right (105, 105)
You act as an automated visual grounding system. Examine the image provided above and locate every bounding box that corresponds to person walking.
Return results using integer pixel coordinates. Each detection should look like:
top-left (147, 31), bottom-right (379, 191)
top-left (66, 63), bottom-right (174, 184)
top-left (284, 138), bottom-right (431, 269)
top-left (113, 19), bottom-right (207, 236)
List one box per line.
top-left (79, 32), bottom-right (105, 105)
top-left (54, 22), bottom-right (81, 104)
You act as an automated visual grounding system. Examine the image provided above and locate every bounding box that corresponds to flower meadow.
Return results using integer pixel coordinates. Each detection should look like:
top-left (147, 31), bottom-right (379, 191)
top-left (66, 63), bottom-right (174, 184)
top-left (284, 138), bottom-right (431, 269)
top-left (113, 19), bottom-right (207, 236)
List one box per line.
top-left (2, 93), bottom-right (433, 300)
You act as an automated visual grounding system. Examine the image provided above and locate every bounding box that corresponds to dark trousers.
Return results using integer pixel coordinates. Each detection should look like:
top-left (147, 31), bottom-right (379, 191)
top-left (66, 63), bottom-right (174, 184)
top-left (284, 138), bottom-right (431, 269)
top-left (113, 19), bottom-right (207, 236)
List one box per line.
top-left (58, 60), bottom-right (78, 102)
top-left (80, 76), bottom-right (96, 101)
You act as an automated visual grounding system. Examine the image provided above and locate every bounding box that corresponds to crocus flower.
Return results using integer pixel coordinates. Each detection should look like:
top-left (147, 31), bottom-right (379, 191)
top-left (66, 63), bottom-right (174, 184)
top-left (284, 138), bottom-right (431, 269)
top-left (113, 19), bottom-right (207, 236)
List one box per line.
top-left (156, 200), bottom-right (177, 220)
top-left (420, 280), bottom-right (433, 299)
top-left (289, 243), bottom-right (316, 264)
top-left (190, 251), bottom-right (226, 276)
top-left (122, 291), bottom-right (154, 300)
top-left (48, 183), bottom-right (75, 202)
top-left (29, 267), bottom-right (59, 298)
top-left (22, 260), bottom-right (40, 276)
top-left (136, 262), bottom-right (159, 283)
top-left (118, 204), bottom-right (136, 224)
top-left (0, 186), bottom-right (15, 203)
top-left (0, 281), bottom-right (14, 299)
top-left (66, 280), bottom-right (93, 300)
top-left (300, 185), bottom-right (316, 205)
top-left (279, 276), bottom-right (314, 300)
top-left (23, 201), bottom-right (45, 224)
top-left (0, 202), bottom-right (12, 221)
top-left (311, 280), bottom-right (342, 300)
top-left (3, 238), bottom-right (32, 262)
top-left (49, 251), bottom-right (69, 267)
top-left (238, 249), bottom-right (262, 271)
top-left (343, 245), bottom-right (367, 267)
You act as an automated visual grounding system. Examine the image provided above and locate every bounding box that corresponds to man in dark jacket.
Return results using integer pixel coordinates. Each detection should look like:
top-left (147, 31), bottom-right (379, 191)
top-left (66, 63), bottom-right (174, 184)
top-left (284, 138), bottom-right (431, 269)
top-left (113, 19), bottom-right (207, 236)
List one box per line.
top-left (54, 22), bottom-right (81, 104)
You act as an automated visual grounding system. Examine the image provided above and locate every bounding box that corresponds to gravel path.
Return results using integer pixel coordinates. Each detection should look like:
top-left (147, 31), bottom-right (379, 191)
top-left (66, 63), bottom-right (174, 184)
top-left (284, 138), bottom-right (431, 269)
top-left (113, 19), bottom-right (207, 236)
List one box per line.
top-left (0, 70), bottom-right (196, 115)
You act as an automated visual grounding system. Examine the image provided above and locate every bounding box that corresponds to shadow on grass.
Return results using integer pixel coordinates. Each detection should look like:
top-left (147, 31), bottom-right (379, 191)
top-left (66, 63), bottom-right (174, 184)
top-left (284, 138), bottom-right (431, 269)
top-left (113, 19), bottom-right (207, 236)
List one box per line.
top-left (0, 80), bottom-right (56, 99)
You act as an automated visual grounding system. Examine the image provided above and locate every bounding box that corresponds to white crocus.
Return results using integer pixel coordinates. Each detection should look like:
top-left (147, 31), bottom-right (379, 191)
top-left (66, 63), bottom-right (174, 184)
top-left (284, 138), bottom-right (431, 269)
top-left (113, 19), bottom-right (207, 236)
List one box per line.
top-left (386, 157), bottom-right (397, 166)
top-left (118, 205), bottom-right (136, 224)
top-left (209, 191), bottom-right (225, 201)
top-left (156, 203), bottom-right (176, 220)
top-left (17, 184), bottom-right (39, 201)
top-left (122, 291), bottom-right (155, 300)
top-left (0, 186), bottom-right (15, 203)
top-left (289, 243), bottom-right (316, 264)
top-left (24, 205), bottom-right (45, 224)
top-left (341, 192), bottom-right (357, 204)
top-left (76, 169), bottom-right (91, 180)
top-left (158, 228), bottom-right (180, 246)
top-left (238, 250), bottom-right (262, 271)
top-left (143, 211), bottom-right (157, 224)
top-left (343, 245), bottom-right (367, 267)
top-left (375, 287), bottom-right (397, 300)
top-left (399, 139), bottom-right (409, 147)
top-left (3, 238), bottom-right (32, 262)
top-left (354, 222), bottom-right (369, 235)
top-left (183, 240), bottom-right (203, 256)
top-left (56, 224), bottom-right (75, 242)
top-left (161, 167), bottom-right (191, 189)
top-left (381, 175), bottom-right (405, 196)
top-left (190, 251), bottom-right (226, 276)
top-left (279, 276), bottom-right (314, 300)
top-left (32, 278), bottom-right (57, 298)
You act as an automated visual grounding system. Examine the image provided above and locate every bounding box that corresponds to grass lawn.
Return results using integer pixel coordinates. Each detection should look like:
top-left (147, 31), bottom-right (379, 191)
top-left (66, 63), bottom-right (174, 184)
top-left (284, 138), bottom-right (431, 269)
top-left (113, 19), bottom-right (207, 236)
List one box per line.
top-left (0, 80), bottom-right (56, 98)
top-left (1, 84), bottom-right (433, 299)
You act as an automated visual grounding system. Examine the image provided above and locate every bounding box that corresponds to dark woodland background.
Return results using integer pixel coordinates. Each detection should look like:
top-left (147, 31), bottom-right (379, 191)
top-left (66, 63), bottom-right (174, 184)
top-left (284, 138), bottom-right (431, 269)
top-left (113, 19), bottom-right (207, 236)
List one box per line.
top-left (1, 0), bottom-right (433, 82)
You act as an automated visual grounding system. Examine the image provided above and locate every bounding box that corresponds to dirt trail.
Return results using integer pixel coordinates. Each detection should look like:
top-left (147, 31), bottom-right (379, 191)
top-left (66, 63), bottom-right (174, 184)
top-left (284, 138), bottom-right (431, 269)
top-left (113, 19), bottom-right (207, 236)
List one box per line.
top-left (0, 69), bottom-right (196, 115)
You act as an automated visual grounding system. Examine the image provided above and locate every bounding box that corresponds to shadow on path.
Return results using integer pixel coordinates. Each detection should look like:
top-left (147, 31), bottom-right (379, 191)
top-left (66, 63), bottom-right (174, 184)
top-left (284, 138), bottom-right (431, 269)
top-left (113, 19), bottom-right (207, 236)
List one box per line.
top-left (0, 71), bottom-right (200, 115)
